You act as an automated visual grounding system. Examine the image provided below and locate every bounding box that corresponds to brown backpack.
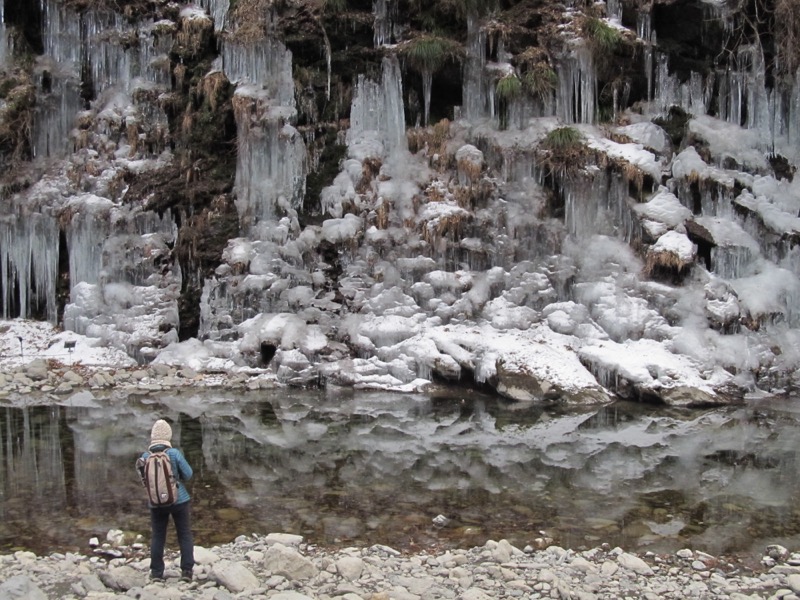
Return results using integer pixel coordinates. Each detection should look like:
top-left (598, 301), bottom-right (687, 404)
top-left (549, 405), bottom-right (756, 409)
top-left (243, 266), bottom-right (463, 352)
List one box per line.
top-left (138, 451), bottom-right (178, 506)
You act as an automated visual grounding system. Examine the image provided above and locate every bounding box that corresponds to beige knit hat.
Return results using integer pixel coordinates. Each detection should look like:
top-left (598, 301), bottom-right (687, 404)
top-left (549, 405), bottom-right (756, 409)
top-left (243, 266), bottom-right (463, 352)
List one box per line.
top-left (150, 419), bottom-right (173, 448)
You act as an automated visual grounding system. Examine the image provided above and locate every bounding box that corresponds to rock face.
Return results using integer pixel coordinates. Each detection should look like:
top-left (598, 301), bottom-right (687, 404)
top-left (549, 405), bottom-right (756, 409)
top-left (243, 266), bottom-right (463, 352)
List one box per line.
top-left (1, 0), bottom-right (800, 403)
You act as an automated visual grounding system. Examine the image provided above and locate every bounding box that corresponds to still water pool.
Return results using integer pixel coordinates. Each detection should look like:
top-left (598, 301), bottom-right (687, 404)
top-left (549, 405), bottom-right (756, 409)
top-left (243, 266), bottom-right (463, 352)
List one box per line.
top-left (1, 388), bottom-right (798, 561)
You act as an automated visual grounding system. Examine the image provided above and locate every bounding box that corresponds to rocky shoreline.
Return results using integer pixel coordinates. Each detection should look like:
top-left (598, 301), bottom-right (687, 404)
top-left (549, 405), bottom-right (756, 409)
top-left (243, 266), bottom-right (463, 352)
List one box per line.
top-left (0, 358), bottom-right (278, 400)
top-left (1, 532), bottom-right (799, 600)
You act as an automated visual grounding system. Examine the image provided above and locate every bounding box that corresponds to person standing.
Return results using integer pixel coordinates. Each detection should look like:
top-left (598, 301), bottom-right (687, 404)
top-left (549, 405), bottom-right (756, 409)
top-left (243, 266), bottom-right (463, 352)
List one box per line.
top-left (137, 419), bottom-right (195, 581)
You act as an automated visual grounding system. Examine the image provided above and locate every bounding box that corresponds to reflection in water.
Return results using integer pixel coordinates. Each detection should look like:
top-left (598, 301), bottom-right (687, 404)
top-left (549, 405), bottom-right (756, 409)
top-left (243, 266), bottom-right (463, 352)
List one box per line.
top-left (1, 390), bottom-right (799, 561)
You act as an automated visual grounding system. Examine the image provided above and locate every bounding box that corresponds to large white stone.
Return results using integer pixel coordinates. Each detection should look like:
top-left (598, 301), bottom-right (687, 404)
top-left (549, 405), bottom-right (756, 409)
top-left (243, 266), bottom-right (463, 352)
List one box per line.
top-left (617, 552), bottom-right (653, 575)
top-left (211, 560), bottom-right (260, 593)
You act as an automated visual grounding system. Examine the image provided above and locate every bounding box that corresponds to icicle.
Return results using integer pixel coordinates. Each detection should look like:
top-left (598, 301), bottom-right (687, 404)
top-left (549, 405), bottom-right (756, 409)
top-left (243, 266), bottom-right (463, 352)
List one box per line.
top-left (225, 32), bottom-right (304, 230)
top-left (557, 46), bottom-right (596, 124)
top-left (653, 52), bottom-right (677, 114)
top-left (68, 206), bottom-right (109, 289)
top-left (0, 0), bottom-right (9, 69)
top-left (140, 21), bottom-right (174, 89)
top-left (463, 15), bottom-right (488, 122)
top-left (606, 0), bottom-right (622, 22)
top-left (711, 245), bottom-right (757, 280)
top-left (42, 0), bottom-right (81, 70)
top-left (381, 55), bottom-right (406, 153)
top-left (422, 69), bottom-right (433, 127)
top-left (563, 170), bottom-right (634, 239)
top-left (84, 10), bottom-right (135, 94)
top-left (197, 0), bottom-right (230, 32)
top-left (33, 76), bottom-right (82, 159)
top-left (637, 11), bottom-right (655, 102)
top-left (347, 55), bottom-right (407, 157)
top-left (222, 38), bottom-right (294, 106)
top-left (790, 68), bottom-right (800, 147)
top-left (234, 107), bottom-right (307, 231)
top-left (373, 0), bottom-right (397, 47)
top-left (34, 1), bottom-right (81, 158)
top-left (0, 208), bottom-right (59, 322)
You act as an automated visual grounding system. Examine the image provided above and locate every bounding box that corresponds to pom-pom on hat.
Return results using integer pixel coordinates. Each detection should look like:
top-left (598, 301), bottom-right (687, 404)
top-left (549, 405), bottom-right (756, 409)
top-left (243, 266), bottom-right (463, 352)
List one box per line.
top-left (150, 419), bottom-right (173, 449)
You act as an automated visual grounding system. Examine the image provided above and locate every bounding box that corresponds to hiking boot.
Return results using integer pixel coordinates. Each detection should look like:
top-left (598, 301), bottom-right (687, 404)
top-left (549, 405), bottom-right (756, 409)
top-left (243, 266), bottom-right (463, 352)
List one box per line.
top-left (150, 571), bottom-right (165, 581)
top-left (180, 570), bottom-right (192, 582)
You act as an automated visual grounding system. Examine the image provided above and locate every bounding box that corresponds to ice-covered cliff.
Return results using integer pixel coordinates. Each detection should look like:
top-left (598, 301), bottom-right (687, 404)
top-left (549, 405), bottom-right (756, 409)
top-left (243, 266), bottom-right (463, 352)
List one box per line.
top-left (1, 0), bottom-right (799, 405)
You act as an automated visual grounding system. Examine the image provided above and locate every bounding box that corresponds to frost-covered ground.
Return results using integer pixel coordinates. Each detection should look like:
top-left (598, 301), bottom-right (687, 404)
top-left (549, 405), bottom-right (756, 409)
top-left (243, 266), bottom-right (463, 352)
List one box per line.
top-left (0, 319), bottom-right (136, 369)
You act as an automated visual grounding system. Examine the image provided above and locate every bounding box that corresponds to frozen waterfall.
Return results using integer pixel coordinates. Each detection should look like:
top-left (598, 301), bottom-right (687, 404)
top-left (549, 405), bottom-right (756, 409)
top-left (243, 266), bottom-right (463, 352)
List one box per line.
top-left (347, 55), bottom-right (407, 158)
top-left (225, 36), bottom-right (307, 231)
top-left (0, 0), bottom-right (9, 70)
top-left (0, 207), bottom-right (59, 323)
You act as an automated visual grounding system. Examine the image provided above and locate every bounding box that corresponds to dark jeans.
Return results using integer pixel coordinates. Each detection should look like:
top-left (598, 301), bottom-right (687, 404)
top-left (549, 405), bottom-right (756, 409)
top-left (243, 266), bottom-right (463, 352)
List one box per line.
top-left (149, 500), bottom-right (194, 576)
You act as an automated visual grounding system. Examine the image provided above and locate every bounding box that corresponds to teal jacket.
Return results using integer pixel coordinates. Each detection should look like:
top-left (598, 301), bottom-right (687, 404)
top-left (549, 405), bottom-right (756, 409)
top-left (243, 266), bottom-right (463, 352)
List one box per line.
top-left (140, 445), bottom-right (193, 506)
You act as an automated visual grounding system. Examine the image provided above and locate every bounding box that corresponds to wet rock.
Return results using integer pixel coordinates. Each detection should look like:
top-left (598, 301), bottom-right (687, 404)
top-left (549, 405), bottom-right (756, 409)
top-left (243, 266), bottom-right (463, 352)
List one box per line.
top-left (617, 552), bottom-right (654, 575)
top-left (211, 560), bottom-right (260, 593)
top-left (25, 359), bottom-right (49, 381)
top-left (194, 545), bottom-right (221, 564)
top-left (335, 556), bottom-right (364, 581)
top-left (97, 565), bottom-right (144, 591)
top-left (263, 543), bottom-right (319, 581)
top-left (0, 575), bottom-right (47, 600)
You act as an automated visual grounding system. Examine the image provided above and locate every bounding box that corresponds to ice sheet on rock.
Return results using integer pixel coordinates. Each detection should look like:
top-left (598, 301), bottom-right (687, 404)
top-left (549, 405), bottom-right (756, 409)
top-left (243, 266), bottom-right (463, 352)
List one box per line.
top-left (421, 323), bottom-right (605, 396)
top-left (238, 312), bottom-right (310, 353)
top-left (353, 314), bottom-right (422, 348)
top-left (614, 122), bottom-right (671, 155)
top-left (584, 132), bottom-right (663, 181)
top-left (321, 214), bottom-right (363, 244)
top-left (542, 301), bottom-right (608, 340)
top-left (735, 189), bottom-right (800, 238)
top-left (361, 286), bottom-right (422, 317)
top-left (688, 115), bottom-right (768, 171)
top-left (633, 186), bottom-right (692, 229)
top-left (729, 261), bottom-right (800, 324)
top-left (63, 282), bottom-right (179, 361)
top-left (574, 279), bottom-right (671, 343)
top-left (481, 297), bottom-right (538, 330)
top-left (579, 338), bottom-right (733, 395)
top-left (650, 230), bottom-right (696, 263)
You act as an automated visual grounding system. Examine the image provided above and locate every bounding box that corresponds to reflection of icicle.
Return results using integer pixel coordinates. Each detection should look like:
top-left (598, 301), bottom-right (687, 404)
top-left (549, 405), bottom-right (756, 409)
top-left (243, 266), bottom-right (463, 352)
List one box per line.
top-left (0, 209), bottom-right (59, 322)
top-left (557, 47), bottom-right (596, 124)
